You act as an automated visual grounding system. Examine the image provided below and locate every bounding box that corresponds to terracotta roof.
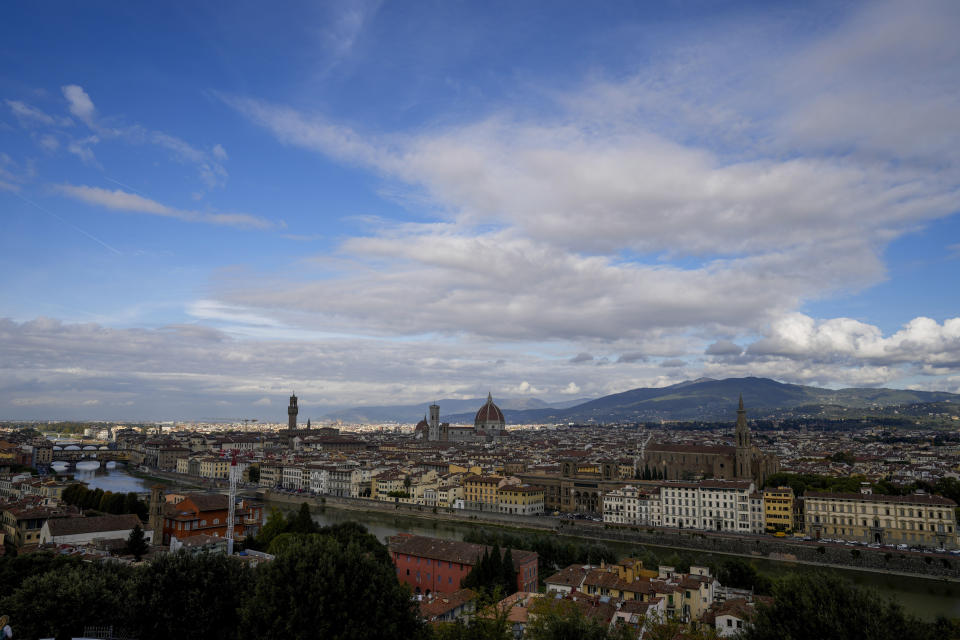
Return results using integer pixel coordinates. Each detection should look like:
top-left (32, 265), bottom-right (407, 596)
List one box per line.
top-left (648, 443), bottom-right (736, 455)
top-left (47, 514), bottom-right (142, 537)
top-left (545, 565), bottom-right (590, 588)
top-left (419, 589), bottom-right (477, 619)
top-left (805, 491), bottom-right (956, 506)
top-left (474, 393), bottom-right (505, 426)
top-left (388, 534), bottom-right (536, 569)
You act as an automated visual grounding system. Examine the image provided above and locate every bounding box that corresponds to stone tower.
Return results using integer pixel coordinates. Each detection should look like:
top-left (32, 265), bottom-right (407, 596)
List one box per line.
top-left (148, 484), bottom-right (165, 546)
top-left (428, 403), bottom-right (441, 441)
top-left (734, 394), bottom-right (752, 480)
top-left (288, 392), bottom-right (298, 431)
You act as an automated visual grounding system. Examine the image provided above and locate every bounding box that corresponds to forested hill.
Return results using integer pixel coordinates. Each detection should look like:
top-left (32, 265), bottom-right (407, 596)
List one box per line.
top-left (441, 377), bottom-right (960, 424)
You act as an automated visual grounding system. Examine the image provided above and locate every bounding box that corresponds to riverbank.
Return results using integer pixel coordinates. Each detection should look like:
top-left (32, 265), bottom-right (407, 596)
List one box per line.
top-left (266, 496), bottom-right (960, 622)
top-left (261, 491), bottom-right (960, 583)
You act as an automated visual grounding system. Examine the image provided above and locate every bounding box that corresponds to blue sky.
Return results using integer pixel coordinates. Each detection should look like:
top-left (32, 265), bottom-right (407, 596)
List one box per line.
top-left (2, 1), bottom-right (960, 420)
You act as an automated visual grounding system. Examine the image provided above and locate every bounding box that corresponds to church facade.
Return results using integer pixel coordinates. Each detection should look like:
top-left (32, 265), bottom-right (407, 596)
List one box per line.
top-left (517, 397), bottom-right (779, 513)
top-left (415, 393), bottom-right (507, 443)
top-left (642, 395), bottom-right (778, 487)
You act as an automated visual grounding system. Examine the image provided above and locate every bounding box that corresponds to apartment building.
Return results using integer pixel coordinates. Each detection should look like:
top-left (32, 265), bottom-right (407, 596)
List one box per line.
top-left (763, 486), bottom-right (794, 534)
top-left (498, 484), bottom-right (545, 516)
top-left (660, 480), bottom-right (760, 533)
top-left (805, 488), bottom-right (958, 548)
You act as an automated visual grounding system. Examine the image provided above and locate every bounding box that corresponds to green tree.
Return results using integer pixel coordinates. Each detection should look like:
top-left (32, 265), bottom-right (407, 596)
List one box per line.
top-left (525, 598), bottom-right (632, 640)
top-left (287, 502), bottom-right (318, 535)
top-left (246, 507), bottom-right (288, 550)
top-left (0, 562), bottom-right (133, 640)
top-left (125, 523), bottom-right (149, 561)
top-left (715, 559), bottom-right (772, 595)
top-left (248, 465), bottom-right (260, 483)
top-left (501, 547), bottom-right (516, 592)
top-left (240, 536), bottom-right (427, 640)
top-left (740, 572), bottom-right (934, 640)
top-left (127, 551), bottom-right (251, 640)
top-left (433, 588), bottom-right (513, 640)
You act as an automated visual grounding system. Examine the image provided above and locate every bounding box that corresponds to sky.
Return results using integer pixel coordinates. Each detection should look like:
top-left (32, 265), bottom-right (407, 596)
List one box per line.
top-left (2, 1), bottom-right (960, 421)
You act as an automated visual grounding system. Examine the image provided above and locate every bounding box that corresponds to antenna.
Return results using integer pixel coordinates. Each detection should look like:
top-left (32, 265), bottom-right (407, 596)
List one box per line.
top-left (226, 449), bottom-right (238, 555)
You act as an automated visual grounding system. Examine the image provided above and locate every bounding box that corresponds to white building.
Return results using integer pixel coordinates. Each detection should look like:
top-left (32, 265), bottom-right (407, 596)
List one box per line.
top-left (659, 480), bottom-right (757, 533)
top-left (40, 513), bottom-right (151, 546)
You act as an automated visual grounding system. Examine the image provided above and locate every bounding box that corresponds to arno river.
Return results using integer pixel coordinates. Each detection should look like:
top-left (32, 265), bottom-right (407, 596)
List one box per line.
top-left (67, 465), bottom-right (960, 621)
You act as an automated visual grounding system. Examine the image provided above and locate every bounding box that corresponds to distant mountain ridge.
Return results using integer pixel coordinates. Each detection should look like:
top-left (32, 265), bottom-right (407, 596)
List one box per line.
top-left (330, 377), bottom-right (960, 424)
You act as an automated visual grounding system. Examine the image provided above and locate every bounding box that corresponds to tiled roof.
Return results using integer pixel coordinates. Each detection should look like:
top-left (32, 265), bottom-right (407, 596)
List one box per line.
top-left (419, 589), bottom-right (477, 618)
top-left (544, 565), bottom-right (589, 588)
top-left (47, 514), bottom-right (141, 537)
top-left (388, 534), bottom-right (536, 569)
top-left (805, 491), bottom-right (956, 506)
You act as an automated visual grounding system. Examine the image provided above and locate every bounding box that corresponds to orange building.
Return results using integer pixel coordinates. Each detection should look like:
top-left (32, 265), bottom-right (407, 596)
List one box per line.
top-left (161, 493), bottom-right (263, 545)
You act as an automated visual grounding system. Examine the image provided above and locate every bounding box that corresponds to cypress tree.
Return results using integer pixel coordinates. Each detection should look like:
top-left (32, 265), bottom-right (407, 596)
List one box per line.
top-left (501, 548), bottom-right (515, 594)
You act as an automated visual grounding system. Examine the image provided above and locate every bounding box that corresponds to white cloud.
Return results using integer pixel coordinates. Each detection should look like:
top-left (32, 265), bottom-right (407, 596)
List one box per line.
top-left (39, 134), bottom-right (59, 151)
top-left (151, 132), bottom-right (228, 189)
top-left (56, 184), bottom-right (276, 230)
top-left (747, 314), bottom-right (960, 368)
top-left (562, 382), bottom-right (581, 395)
top-left (61, 85), bottom-right (95, 125)
top-left (253, 397), bottom-right (271, 406)
top-left (66, 135), bottom-right (100, 166)
top-left (5, 99), bottom-right (72, 127)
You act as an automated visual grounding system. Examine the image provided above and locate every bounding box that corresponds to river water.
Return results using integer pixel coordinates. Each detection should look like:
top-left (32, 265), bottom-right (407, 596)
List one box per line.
top-left (59, 462), bottom-right (151, 494)
top-left (67, 468), bottom-right (959, 621)
top-left (271, 502), bottom-right (960, 622)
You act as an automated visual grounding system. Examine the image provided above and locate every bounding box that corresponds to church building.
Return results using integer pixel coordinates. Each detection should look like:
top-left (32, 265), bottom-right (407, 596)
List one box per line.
top-left (642, 395), bottom-right (778, 487)
top-left (415, 393), bottom-right (507, 443)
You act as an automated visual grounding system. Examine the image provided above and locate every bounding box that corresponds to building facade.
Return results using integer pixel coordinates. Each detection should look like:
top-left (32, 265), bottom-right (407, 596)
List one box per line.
top-left (804, 489), bottom-right (958, 548)
top-left (388, 533), bottom-right (539, 596)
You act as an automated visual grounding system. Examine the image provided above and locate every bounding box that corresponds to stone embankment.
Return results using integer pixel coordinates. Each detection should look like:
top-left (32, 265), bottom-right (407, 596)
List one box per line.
top-left (259, 491), bottom-right (960, 581)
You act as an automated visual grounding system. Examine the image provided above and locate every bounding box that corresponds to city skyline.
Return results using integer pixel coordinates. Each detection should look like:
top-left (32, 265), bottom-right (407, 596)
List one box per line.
top-left (2, 1), bottom-right (960, 419)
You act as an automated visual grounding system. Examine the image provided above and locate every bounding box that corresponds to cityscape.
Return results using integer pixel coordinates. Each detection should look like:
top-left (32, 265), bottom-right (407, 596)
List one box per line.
top-left (3, 1), bottom-right (960, 639)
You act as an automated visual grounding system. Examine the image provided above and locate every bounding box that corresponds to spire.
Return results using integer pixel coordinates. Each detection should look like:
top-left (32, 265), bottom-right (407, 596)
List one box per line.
top-left (487, 391), bottom-right (493, 403)
top-left (738, 393), bottom-right (744, 412)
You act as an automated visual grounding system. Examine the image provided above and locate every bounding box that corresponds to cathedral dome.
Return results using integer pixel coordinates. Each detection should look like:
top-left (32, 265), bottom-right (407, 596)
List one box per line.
top-left (474, 392), bottom-right (505, 426)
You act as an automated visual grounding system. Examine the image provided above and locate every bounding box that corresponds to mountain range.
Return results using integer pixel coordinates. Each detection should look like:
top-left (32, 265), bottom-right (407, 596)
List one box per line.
top-left (327, 377), bottom-right (959, 424)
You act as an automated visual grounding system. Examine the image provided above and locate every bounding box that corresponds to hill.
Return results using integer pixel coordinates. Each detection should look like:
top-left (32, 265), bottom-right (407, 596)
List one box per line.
top-left (441, 377), bottom-right (960, 424)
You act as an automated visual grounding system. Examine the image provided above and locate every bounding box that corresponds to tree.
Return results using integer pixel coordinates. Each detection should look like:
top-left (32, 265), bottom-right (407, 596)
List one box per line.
top-left (248, 465), bottom-right (260, 483)
top-left (739, 571), bottom-right (935, 640)
top-left (240, 536), bottom-right (428, 640)
top-left (501, 547), bottom-right (516, 593)
top-left (715, 559), bottom-right (772, 595)
top-left (287, 502), bottom-right (318, 535)
top-left (125, 523), bottom-right (149, 561)
top-left (525, 598), bottom-right (632, 640)
top-left (0, 562), bottom-right (133, 640)
top-left (433, 588), bottom-right (513, 640)
top-left (245, 507), bottom-right (288, 550)
top-left (127, 551), bottom-right (252, 640)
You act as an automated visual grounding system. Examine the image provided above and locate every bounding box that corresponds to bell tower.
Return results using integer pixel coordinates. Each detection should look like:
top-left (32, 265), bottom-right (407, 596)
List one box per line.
top-left (428, 402), bottom-right (440, 441)
top-left (734, 394), bottom-right (752, 479)
top-left (288, 392), bottom-right (298, 431)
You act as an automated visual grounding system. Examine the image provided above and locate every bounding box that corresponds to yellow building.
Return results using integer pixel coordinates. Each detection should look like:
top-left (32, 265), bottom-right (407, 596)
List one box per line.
top-left (449, 463), bottom-right (482, 475)
top-left (805, 489), bottom-right (958, 548)
top-left (464, 475), bottom-right (503, 512)
top-left (498, 484), bottom-right (545, 516)
top-left (198, 457), bottom-right (229, 479)
top-left (764, 486), bottom-right (794, 534)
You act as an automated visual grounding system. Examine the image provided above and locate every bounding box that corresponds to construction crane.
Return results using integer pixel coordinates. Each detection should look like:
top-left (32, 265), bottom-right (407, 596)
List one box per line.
top-left (634, 431), bottom-right (653, 478)
top-left (241, 418), bottom-right (258, 431)
top-left (226, 449), bottom-right (239, 555)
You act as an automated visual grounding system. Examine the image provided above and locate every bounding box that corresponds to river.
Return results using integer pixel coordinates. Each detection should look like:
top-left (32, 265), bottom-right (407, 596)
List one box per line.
top-left (271, 502), bottom-right (960, 622)
top-left (67, 468), bottom-right (959, 621)
top-left (59, 461), bottom-right (152, 494)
